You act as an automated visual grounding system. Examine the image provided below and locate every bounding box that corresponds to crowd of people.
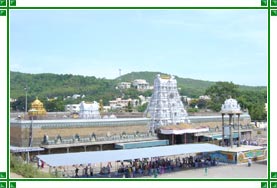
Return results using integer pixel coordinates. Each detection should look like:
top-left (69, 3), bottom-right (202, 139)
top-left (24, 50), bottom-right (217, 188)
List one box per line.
top-left (220, 139), bottom-right (263, 147)
top-left (241, 139), bottom-right (260, 146)
top-left (70, 156), bottom-right (219, 178)
top-left (116, 157), bottom-right (218, 178)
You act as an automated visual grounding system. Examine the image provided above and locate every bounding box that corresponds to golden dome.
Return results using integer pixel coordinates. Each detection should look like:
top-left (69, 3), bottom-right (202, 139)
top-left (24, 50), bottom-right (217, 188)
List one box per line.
top-left (32, 98), bottom-right (43, 106)
top-left (28, 97), bottom-right (46, 116)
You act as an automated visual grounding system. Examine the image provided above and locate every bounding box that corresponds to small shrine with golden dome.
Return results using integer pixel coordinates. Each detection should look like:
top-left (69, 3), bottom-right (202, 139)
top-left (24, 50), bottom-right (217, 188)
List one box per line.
top-left (28, 97), bottom-right (47, 116)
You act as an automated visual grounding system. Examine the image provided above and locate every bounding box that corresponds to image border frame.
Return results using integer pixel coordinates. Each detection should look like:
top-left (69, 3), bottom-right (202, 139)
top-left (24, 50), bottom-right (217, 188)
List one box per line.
top-left (2, 1), bottom-right (272, 187)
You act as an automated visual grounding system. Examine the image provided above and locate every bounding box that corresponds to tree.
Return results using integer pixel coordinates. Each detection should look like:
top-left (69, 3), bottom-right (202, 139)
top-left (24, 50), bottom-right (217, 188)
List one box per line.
top-left (10, 96), bottom-right (26, 112)
top-left (44, 99), bottom-right (65, 112)
top-left (10, 95), bottom-right (36, 112)
top-left (99, 99), bottom-right (104, 113)
top-left (189, 99), bottom-right (198, 108)
top-left (248, 104), bottom-right (267, 121)
top-left (205, 82), bottom-right (267, 120)
top-left (126, 101), bottom-right (133, 112)
top-left (205, 82), bottom-right (239, 112)
top-left (197, 98), bottom-right (208, 109)
top-left (237, 90), bottom-right (267, 120)
top-left (137, 102), bottom-right (148, 112)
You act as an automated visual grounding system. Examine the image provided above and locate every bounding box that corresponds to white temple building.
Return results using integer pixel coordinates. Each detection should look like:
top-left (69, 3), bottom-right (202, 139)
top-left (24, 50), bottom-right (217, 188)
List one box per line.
top-left (146, 74), bottom-right (189, 132)
top-left (79, 101), bottom-right (101, 119)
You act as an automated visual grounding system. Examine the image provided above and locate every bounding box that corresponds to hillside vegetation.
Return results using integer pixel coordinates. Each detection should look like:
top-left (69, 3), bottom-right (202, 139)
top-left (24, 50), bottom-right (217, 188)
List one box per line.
top-left (116, 71), bottom-right (266, 97)
top-left (10, 71), bottom-right (267, 120)
top-left (11, 71), bottom-right (265, 101)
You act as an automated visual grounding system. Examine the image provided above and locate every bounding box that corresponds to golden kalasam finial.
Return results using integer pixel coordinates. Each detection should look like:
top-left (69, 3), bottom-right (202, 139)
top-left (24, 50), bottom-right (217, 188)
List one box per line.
top-left (160, 75), bottom-right (170, 79)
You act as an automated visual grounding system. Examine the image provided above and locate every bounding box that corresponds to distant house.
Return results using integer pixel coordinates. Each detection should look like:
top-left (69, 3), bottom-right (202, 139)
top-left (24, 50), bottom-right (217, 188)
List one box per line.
top-left (117, 82), bottom-right (131, 89)
top-left (103, 106), bottom-right (111, 112)
top-left (47, 97), bottom-right (58, 101)
top-left (72, 94), bottom-right (81, 99)
top-left (199, 95), bottom-right (211, 100)
top-left (109, 98), bottom-right (131, 109)
top-left (65, 96), bottom-right (71, 100)
top-left (109, 98), bottom-right (139, 109)
top-left (132, 79), bottom-right (150, 91)
top-left (65, 104), bottom-right (80, 113)
top-left (10, 98), bottom-right (17, 103)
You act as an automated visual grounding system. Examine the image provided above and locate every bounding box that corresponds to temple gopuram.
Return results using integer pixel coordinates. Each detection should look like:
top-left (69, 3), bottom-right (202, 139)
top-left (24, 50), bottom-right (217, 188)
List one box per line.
top-left (146, 74), bottom-right (189, 132)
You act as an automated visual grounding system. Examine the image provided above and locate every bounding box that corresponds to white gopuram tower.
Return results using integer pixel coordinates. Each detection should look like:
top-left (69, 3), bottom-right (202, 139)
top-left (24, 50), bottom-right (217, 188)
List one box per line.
top-left (146, 74), bottom-right (189, 132)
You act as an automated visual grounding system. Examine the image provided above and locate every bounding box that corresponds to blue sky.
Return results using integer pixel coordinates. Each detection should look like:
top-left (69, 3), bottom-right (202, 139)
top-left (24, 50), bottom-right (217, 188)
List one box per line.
top-left (10, 10), bottom-right (267, 86)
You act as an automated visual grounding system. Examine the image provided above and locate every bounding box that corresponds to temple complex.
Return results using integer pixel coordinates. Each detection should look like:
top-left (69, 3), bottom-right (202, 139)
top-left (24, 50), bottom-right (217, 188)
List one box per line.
top-left (10, 76), bottom-right (256, 160)
top-left (146, 74), bottom-right (189, 132)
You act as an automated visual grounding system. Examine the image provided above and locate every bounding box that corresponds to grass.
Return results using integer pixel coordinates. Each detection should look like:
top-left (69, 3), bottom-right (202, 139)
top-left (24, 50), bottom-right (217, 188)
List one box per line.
top-left (10, 154), bottom-right (56, 178)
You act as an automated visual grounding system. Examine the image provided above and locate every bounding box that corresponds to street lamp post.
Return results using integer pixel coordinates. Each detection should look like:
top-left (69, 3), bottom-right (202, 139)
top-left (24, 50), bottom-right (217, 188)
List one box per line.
top-left (27, 109), bottom-right (37, 163)
top-left (28, 109), bottom-right (37, 147)
top-left (24, 87), bottom-right (28, 115)
top-left (222, 114), bottom-right (225, 147)
top-left (238, 113), bottom-right (241, 147)
top-left (29, 115), bottom-right (33, 148)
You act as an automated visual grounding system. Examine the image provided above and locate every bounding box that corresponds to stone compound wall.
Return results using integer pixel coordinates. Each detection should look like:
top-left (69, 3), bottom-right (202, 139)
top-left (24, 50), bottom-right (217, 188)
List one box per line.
top-left (35, 124), bottom-right (148, 144)
top-left (11, 123), bottom-right (149, 147)
top-left (10, 114), bottom-right (252, 147)
top-left (10, 126), bottom-right (23, 146)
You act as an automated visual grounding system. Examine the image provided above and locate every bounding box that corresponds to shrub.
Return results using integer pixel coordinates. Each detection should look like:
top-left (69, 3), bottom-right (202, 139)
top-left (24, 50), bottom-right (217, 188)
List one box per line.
top-left (10, 154), bottom-right (55, 178)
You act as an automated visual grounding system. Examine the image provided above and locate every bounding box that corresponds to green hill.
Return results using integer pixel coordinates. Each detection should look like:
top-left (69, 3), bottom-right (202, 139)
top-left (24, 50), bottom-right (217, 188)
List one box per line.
top-left (10, 71), bottom-right (267, 120)
top-left (10, 71), bottom-right (266, 100)
top-left (10, 71), bottom-right (119, 104)
top-left (115, 71), bottom-right (266, 97)
top-left (114, 71), bottom-right (214, 97)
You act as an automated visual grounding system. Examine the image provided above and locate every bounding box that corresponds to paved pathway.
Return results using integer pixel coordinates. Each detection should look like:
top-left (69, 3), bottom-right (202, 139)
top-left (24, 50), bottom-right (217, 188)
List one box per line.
top-left (145, 163), bottom-right (267, 178)
top-left (10, 162), bottom-right (267, 179)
